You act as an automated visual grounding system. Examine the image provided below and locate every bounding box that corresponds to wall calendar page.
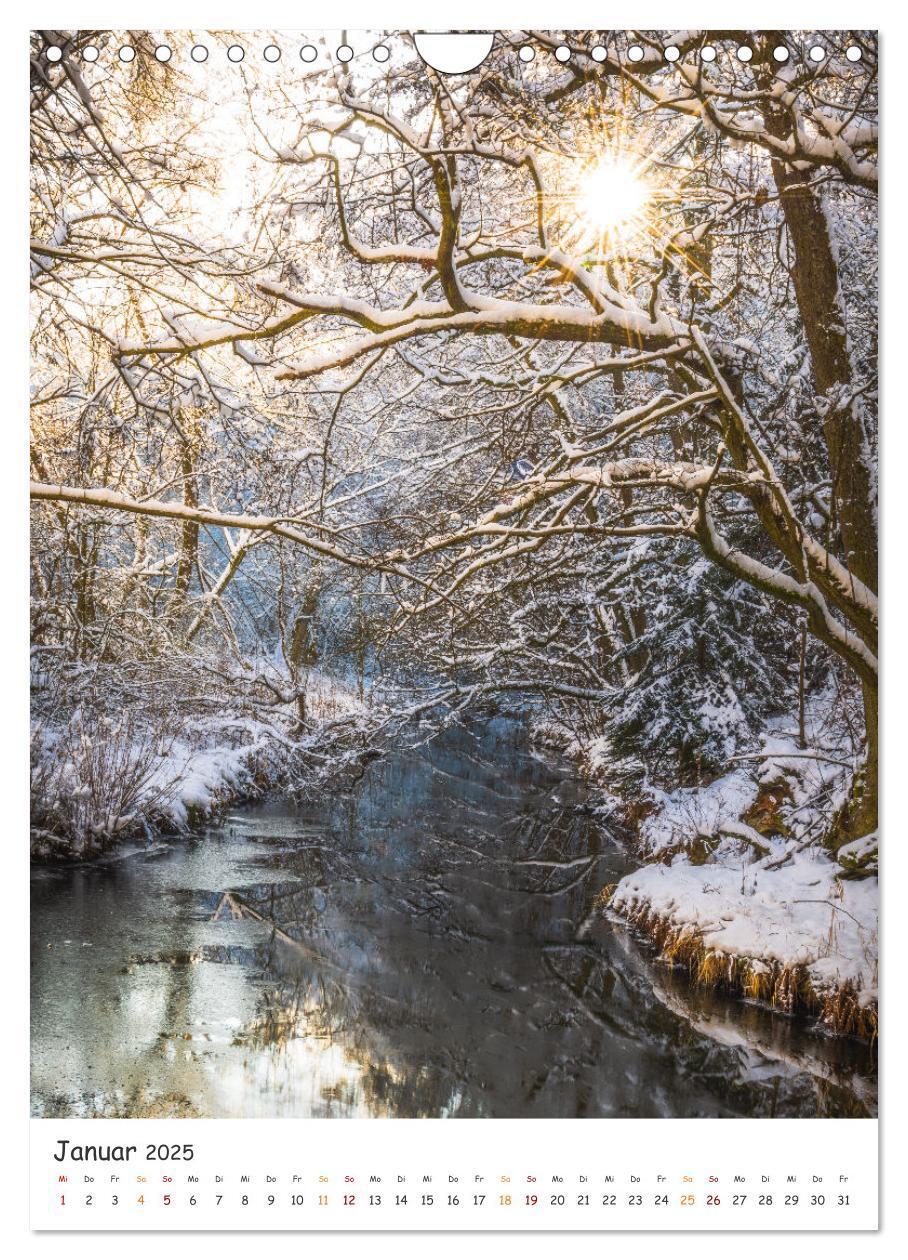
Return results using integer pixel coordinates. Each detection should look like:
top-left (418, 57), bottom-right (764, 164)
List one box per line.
top-left (27, 22), bottom-right (880, 1237)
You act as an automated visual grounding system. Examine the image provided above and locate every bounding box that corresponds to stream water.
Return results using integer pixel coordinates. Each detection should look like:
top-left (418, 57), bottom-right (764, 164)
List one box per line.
top-left (31, 718), bottom-right (876, 1119)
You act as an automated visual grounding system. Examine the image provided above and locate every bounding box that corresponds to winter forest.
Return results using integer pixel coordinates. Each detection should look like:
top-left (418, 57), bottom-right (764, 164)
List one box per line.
top-left (30, 30), bottom-right (878, 1120)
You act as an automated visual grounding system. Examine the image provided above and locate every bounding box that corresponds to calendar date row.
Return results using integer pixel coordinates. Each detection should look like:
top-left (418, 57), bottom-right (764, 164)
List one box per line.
top-left (57, 1191), bottom-right (854, 1210)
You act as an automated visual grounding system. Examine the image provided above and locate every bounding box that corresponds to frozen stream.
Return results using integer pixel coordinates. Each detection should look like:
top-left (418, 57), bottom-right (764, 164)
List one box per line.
top-left (31, 718), bottom-right (876, 1119)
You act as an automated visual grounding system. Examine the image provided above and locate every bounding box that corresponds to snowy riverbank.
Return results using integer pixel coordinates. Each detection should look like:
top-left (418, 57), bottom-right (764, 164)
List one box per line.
top-left (30, 670), bottom-right (368, 860)
top-left (537, 704), bottom-right (878, 1041)
top-left (610, 848), bottom-right (877, 1039)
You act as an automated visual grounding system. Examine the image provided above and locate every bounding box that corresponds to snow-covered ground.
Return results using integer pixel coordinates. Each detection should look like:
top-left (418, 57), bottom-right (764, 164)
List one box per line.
top-left (611, 848), bottom-right (877, 1031)
top-left (156, 672), bottom-right (366, 829)
top-left (603, 710), bottom-right (878, 1038)
top-left (31, 669), bottom-right (366, 858)
top-left (534, 699), bottom-right (878, 1039)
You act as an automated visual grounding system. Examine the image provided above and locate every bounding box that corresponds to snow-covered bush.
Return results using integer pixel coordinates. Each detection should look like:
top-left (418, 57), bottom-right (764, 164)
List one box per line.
top-left (31, 708), bottom-right (181, 856)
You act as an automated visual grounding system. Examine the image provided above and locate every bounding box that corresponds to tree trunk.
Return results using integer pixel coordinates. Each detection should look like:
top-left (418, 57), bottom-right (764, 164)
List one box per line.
top-left (174, 413), bottom-right (199, 610)
top-left (756, 57), bottom-right (878, 598)
top-left (736, 65), bottom-right (880, 842)
top-left (288, 581), bottom-right (321, 731)
top-left (831, 681), bottom-right (878, 845)
top-left (771, 161), bottom-right (877, 593)
top-left (768, 166), bottom-right (878, 841)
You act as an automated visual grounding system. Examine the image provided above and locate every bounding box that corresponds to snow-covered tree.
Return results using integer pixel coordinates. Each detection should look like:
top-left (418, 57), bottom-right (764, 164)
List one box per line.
top-left (30, 29), bottom-right (877, 849)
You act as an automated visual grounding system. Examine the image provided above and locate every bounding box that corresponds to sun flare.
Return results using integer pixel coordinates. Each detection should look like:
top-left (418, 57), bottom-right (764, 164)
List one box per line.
top-left (543, 147), bottom-right (659, 266)
top-left (576, 157), bottom-right (651, 234)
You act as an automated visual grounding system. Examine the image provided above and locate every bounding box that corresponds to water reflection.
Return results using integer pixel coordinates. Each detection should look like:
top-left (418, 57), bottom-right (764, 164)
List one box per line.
top-left (31, 718), bottom-right (877, 1119)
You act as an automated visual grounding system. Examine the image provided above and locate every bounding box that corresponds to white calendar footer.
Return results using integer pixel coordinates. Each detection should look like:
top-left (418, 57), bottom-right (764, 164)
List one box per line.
top-left (30, 1117), bottom-right (878, 1231)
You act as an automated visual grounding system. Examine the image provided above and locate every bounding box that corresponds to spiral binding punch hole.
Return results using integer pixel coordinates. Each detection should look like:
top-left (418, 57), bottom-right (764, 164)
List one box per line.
top-left (40, 33), bottom-right (867, 71)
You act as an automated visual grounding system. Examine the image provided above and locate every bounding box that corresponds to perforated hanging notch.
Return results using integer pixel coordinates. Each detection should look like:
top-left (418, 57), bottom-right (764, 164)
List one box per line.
top-left (412, 32), bottom-right (494, 74)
